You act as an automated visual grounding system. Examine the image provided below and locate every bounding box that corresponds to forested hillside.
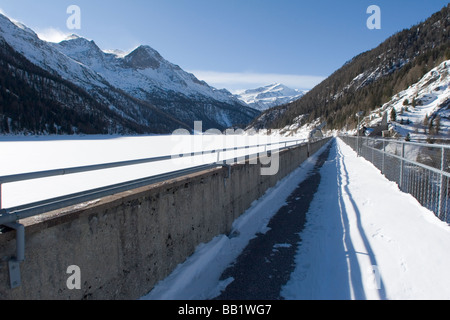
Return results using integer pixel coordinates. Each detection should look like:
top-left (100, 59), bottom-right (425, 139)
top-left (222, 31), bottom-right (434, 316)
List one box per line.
top-left (260, 4), bottom-right (450, 131)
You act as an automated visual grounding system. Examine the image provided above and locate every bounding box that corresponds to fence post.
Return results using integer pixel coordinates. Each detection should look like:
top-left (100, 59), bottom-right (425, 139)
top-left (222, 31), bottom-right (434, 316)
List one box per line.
top-left (382, 140), bottom-right (385, 175)
top-left (438, 146), bottom-right (445, 220)
top-left (357, 135), bottom-right (360, 157)
top-left (372, 139), bottom-right (374, 163)
top-left (399, 142), bottom-right (405, 190)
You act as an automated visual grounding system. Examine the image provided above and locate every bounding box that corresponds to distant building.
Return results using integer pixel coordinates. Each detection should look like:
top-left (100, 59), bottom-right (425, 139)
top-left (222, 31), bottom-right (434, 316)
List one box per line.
top-left (365, 112), bottom-right (389, 137)
top-left (309, 122), bottom-right (326, 140)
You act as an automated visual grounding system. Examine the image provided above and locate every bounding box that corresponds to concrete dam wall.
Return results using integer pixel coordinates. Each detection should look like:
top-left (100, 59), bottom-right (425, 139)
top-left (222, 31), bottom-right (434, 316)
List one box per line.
top-left (0, 138), bottom-right (331, 300)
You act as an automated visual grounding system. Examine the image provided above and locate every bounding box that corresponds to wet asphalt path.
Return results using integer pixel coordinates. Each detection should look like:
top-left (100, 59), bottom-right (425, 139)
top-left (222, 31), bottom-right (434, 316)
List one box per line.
top-left (215, 141), bottom-right (333, 300)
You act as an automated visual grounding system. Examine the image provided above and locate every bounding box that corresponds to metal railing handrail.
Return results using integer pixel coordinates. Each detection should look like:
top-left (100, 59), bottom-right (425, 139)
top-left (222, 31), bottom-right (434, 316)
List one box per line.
top-left (340, 134), bottom-right (450, 149)
top-left (0, 138), bottom-right (304, 184)
top-left (0, 163), bottom-right (220, 225)
top-left (0, 137), bottom-right (310, 225)
top-left (360, 139), bottom-right (450, 179)
top-left (339, 135), bottom-right (450, 223)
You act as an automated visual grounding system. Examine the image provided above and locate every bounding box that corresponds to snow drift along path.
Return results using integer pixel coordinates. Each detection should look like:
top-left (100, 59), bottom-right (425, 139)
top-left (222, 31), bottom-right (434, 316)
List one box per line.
top-left (282, 138), bottom-right (450, 300)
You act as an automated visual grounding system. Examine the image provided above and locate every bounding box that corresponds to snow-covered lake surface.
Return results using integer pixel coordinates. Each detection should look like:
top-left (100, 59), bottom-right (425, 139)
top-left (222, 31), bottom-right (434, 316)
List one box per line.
top-left (0, 134), bottom-right (305, 208)
top-left (142, 138), bottom-right (450, 300)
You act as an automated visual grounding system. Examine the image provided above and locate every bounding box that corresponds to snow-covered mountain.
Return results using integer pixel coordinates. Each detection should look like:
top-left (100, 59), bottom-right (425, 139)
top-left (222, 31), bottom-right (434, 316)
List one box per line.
top-left (363, 59), bottom-right (450, 140)
top-left (0, 13), bottom-right (259, 134)
top-left (53, 36), bottom-right (246, 107)
top-left (235, 83), bottom-right (306, 111)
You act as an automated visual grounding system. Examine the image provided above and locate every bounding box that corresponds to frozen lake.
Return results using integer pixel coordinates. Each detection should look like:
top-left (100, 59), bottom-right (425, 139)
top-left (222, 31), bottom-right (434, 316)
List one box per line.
top-left (0, 134), bottom-right (307, 209)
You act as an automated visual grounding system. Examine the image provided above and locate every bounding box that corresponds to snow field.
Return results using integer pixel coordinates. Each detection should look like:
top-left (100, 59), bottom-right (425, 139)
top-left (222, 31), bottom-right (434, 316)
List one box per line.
top-left (0, 134), bottom-right (303, 208)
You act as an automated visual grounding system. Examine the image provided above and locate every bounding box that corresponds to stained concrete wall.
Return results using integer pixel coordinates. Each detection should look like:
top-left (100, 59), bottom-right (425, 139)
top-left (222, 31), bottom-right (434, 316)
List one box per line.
top-left (0, 138), bottom-right (331, 300)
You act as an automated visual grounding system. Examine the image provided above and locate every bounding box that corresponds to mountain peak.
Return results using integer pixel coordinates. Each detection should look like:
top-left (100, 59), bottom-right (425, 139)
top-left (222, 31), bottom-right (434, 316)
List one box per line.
top-left (124, 45), bottom-right (164, 70)
top-left (59, 34), bottom-right (98, 48)
top-left (236, 83), bottom-right (306, 111)
top-left (54, 35), bottom-right (105, 66)
top-left (65, 34), bottom-right (82, 41)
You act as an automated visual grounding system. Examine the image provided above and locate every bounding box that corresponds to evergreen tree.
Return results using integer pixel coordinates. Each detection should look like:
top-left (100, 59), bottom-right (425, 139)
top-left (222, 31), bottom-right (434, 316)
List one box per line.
top-left (428, 117), bottom-right (435, 135)
top-left (405, 133), bottom-right (411, 141)
top-left (435, 115), bottom-right (441, 135)
top-left (390, 108), bottom-right (397, 122)
top-left (423, 114), bottom-right (429, 127)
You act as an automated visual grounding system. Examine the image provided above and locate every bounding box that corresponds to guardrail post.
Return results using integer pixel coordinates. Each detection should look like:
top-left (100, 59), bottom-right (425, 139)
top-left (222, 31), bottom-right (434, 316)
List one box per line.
top-left (4, 222), bottom-right (25, 289)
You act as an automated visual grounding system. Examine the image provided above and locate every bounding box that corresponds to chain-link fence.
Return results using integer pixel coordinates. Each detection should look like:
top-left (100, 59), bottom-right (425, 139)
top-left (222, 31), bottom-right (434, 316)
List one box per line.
top-left (340, 135), bottom-right (450, 223)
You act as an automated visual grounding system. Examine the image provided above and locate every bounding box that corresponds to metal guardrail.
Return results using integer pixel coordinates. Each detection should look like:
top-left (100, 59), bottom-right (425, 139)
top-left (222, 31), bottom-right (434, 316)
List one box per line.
top-left (339, 135), bottom-right (450, 223)
top-left (0, 135), bottom-right (331, 289)
top-left (0, 137), bottom-right (311, 225)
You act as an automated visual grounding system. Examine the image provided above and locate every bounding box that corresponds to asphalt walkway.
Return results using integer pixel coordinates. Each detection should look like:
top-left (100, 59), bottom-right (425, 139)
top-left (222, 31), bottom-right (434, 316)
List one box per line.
top-left (215, 142), bottom-right (333, 300)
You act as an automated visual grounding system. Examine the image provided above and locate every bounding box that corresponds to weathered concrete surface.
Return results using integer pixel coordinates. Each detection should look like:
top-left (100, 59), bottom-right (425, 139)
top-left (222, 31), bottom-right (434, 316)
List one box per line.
top-left (0, 138), bottom-right (331, 300)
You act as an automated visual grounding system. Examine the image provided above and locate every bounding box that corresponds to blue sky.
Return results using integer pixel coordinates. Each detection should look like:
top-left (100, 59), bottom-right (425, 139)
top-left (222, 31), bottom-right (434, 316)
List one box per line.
top-left (0, 0), bottom-right (448, 91)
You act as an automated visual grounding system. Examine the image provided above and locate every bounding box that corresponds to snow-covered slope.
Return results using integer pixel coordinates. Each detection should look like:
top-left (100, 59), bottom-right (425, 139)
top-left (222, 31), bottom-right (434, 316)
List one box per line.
top-left (0, 15), bottom-right (109, 90)
top-left (0, 13), bottom-right (259, 133)
top-left (235, 83), bottom-right (306, 111)
top-left (53, 36), bottom-right (245, 105)
top-left (53, 36), bottom-right (259, 129)
top-left (363, 59), bottom-right (450, 140)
